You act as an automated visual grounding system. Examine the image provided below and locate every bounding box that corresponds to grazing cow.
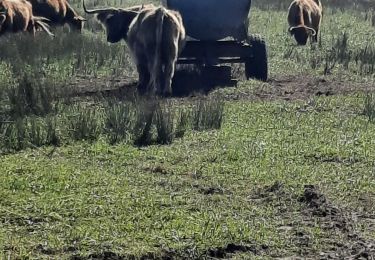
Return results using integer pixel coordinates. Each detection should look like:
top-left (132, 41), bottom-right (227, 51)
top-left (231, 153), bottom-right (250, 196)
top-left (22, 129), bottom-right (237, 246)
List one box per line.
top-left (83, 2), bottom-right (186, 96)
top-left (288, 0), bottom-right (322, 45)
top-left (26, 0), bottom-right (86, 31)
top-left (0, 0), bottom-right (54, 36)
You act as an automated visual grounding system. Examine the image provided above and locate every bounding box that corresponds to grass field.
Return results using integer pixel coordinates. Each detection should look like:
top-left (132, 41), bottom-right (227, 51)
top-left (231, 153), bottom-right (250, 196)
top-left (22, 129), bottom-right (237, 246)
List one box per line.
top-left (1, 0), bottom-right (375, 259)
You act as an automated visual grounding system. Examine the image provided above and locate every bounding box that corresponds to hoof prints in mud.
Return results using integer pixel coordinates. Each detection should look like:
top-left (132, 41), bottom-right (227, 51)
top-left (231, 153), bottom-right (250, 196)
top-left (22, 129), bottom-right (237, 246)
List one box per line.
top-left (298, 185), bottom-right (375, 259)
top-left (299, 185), bottom-right (352, 231)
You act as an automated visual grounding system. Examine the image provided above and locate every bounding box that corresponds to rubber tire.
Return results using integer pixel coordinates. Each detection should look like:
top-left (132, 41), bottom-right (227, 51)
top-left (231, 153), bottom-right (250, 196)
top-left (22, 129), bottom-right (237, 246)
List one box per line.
top-left (245, 34), bottom-right (268, 81)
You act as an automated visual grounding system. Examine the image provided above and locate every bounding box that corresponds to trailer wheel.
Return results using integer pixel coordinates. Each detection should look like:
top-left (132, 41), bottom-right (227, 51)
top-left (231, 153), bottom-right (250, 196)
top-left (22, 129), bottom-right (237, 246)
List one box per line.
top-left (245, 34), bottom-right (268, 81)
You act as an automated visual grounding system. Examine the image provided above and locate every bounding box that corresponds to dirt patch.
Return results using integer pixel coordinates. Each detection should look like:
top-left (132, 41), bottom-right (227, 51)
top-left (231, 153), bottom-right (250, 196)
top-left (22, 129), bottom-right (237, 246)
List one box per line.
top-left (67, 66), bottom-right (235, 100)
top-left (223, 75), bottom-right (374, 102)
top-left (71, 251), bottom-right (174, 260)
top-left (298, 185), bottom-right (375, 259)
top-left (143, 165), bottom-right (171, 175)
top-left (299, 185), bottom-right (351, 231)
top-left (70, 243), bottom-right (268, 260)
top-left (251, 184), bottom-right (375, 259)
top-left (199, 186), bottom-right (225, 195)
top-left (250, 181), bottom-right (287, 202)
top-left (205, 243), bottom-right (268, 258)
top-left (67, 73), bottom-right (374, 102)
top-left (67, 75), bottom-right (137, 97)
top-left (304, 154), bottom-right (362, 166)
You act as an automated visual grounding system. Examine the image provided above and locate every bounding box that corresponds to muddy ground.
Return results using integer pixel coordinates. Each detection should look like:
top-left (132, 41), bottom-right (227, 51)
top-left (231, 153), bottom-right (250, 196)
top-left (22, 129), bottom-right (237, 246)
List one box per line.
top-left (67, 72), bottom-right (375, 103)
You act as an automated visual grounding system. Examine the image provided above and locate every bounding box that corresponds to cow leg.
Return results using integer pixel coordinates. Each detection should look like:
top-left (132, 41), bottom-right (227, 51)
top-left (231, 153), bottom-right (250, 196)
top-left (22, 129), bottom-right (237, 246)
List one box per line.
top-left (136, 63), bottom-right (150, 95)
top-left (163, 60), bottom-right (175, 96)
top-left (133, 47), bottom-right (151, 95)
top-left (161, 37), bottom-right (179, 96)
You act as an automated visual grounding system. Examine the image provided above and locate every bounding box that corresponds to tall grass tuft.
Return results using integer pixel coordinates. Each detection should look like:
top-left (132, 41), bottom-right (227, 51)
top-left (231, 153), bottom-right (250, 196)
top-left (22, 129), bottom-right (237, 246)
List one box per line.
top-left (133, 100), bottom-right (157, 147)
top-left (175, 108), bottom-right (191, 138)
top-left (105, 101), bottom-right (135, 144)
top-left (45, 116), bottom-right (60, 146)
top-left (6, 72), bottom-right (56, 119)
top-left (3, 118), bottom-right (28, 151)
top-left (155, 104), bottom-right (175, 145)
top-left (29, 118), bottom-right (45, 147)
top-left (363, 93), bottom-right (375, 123)
top-left (67, 106), bottom-right (102, 142)
top-left (355, 44), bottom-right (375, 75)
top-left (192, 98), bottom-right (225, 131)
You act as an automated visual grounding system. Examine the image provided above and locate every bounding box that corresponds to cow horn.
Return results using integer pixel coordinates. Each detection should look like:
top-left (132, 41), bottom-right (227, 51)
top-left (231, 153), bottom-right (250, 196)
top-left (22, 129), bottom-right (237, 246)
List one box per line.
top-left (289, 25), bottom-right (304, 32)
top-left (289, 25), bottom-right (316, 36)
top-left (306, 27), bottom-right (317, 36)
top-left (82, 0), bottom-right (116, 14)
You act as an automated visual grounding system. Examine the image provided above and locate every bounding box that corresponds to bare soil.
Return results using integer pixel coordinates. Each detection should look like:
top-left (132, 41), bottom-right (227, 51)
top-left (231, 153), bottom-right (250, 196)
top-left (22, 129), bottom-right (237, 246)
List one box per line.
top-left (67, 73), bottom-right (374, 102)
top-left (258, 75), bottom-right (374, 101)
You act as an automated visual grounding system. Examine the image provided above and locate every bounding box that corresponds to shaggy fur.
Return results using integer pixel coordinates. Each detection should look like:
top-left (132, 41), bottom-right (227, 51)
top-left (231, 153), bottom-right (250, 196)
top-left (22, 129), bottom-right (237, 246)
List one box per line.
top-left (26, 0), bottom-right (86, 31)
top-left (0, 0), bottom-right (53, 36)
top-left (288, 0), bottom-right (322, 45)
top-left (84, 2), bottom-right (186, 96)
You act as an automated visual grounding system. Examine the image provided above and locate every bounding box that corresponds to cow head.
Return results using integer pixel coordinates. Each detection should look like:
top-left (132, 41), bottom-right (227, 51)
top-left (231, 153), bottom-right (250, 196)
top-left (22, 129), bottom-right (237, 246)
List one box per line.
top-left (83, 0), bottom-right (138, 43)
top-left (289, 25), bottom-right (316, 45)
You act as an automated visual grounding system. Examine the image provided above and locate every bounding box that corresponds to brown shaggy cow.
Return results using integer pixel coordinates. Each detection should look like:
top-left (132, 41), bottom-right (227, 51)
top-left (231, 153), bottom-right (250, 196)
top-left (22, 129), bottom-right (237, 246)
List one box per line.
top-left (83, 2), bottom-right (186, 96)
top-left (26, 0), bottom-right (86, 31)
top-left (288, 0), bottom-right (322, 45)
top-left (0, 0), bottom-right (53, 36)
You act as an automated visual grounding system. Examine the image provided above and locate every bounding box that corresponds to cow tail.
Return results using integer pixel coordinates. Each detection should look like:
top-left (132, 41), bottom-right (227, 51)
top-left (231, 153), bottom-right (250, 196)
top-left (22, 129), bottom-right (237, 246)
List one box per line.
top-left (34, 17), bottom-right (54, 37)
top-left (152, 7), bottom-right (165, 94)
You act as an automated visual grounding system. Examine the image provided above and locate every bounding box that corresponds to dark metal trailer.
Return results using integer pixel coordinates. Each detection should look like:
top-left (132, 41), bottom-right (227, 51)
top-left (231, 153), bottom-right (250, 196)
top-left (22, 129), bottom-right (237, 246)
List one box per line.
top-left (162, 0), bottom-right (268, 82)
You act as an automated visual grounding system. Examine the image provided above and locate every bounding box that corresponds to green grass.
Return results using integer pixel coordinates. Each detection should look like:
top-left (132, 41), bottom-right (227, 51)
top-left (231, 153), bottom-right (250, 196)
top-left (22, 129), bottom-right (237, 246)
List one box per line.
top-left (1, 0), bottom-right (375, 258)
top-left (1, 95), bottom-right (374, 258)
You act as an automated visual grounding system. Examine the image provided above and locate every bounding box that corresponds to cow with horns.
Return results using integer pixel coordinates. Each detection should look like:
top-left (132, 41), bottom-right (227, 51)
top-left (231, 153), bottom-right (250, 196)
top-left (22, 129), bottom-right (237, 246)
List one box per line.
top-left (83, 1), bottom-right (186, 96)
top-left (0, 0), bottom-right (54, 36)
top-left (287, 0), bottom-right (322, 45)
top-left (26, 0), bottom-right (86, 31)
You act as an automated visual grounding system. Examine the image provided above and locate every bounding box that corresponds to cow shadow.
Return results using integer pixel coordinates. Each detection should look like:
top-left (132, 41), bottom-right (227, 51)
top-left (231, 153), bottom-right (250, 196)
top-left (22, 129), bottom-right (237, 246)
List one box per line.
top-left (171, 65), bottom-right (237, 97)
top-left (70, 65), bottom-right (237, 101)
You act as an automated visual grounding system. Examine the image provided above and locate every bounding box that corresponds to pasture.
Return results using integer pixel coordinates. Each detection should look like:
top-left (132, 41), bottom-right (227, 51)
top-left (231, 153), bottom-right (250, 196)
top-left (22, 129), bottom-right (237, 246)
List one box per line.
top-left (0, 0), bottom-right (375, 259)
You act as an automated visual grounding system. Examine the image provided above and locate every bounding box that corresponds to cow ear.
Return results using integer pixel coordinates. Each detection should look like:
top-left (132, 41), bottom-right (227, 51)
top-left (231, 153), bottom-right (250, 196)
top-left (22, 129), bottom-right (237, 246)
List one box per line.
top-left (96, 12), bottom-right (114, 23)
top-left (289, 27), bottom-right (296, 34)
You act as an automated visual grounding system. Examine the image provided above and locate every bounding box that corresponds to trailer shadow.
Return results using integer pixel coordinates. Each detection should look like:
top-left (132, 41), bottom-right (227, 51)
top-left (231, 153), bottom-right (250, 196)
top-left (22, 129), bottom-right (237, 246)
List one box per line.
top-left (68, 65), bottom-right (237, 100)
top-left (171, 65), bottom-right (237, 97)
